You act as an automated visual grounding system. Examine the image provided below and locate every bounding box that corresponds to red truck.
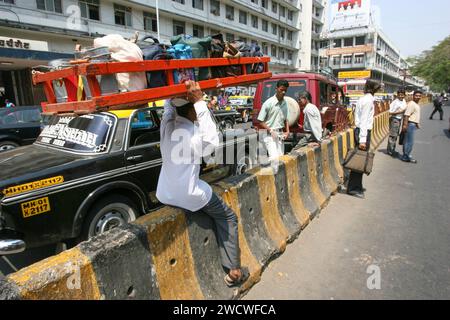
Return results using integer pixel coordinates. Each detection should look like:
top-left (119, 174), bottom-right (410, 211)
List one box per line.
top-left (252, 72), bottom-right (350, 149)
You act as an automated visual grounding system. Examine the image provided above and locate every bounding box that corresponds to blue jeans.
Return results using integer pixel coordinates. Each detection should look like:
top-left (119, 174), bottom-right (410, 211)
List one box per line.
top-left (402, 123), bottom-right (417, 160)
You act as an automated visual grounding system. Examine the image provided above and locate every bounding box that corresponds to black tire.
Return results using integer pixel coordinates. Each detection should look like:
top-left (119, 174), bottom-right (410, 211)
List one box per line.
top-left (0, 141), bottom-right (19, 152)
top-left (77, 195), bottom-right (139, 244)
top-left (234, 151), bottom-right (253, 176)
top-left (224, 119), bottom-right (235, 130)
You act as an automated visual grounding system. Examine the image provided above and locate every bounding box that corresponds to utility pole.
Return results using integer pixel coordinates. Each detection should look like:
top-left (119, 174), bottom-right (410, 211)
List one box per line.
top-left (156, 0), bottom-right (160, 42)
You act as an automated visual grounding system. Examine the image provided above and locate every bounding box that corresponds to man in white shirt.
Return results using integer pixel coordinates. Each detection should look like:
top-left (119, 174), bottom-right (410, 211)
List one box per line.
top-left (156, 81), bottom-right (248, 287)
top-left (347, 80), bottom-right (381, 199)
top-left (387, 89), bottom-right (407, 157)
top-left (257, 80), bottom-right (290, 162)
top-left (296, 91), bottom-right (323, 148)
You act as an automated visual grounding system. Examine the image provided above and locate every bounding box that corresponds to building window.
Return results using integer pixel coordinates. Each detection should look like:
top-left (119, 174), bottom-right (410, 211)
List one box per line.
top-left (333, 39), bottom-right (342, 48)
top-left (114, 4), bottom-right (132, 26)
top-left (192, 0), bottom-right (203, 10)
top-left (280, 49), bottom-right (285, 60)
top-left (355, 36), bottom-right (366, 46)
top-left (262, 19), bottom-right (268, 32)
top-left (261, 0), bottom-right (268, 9)
top-left (251, 0), bottom-right (258, 4)
top-left (1, 0), bottom-right (15, 3)
top-left (287, 10), bottom-right (293, 20)
top-left (36, 0), bottom-right (62, 13)
top-left (280, 27), bottom-right (285, 40)
top-left (173, 19), bottom-right (185, 35)
top-left (225, 5), bottom-right (234, 20)
top-left (344, 37), bottom-right (353, 47)
top-left (287, 50), bottom-right (293, 60)
top-left (210, 0), bottom-right (220, 16)
top-left (287, 30), bottom-right (293, 41)
top-left (271, 45), bottom-right (277, 58)
top-left (272, 1), bottom-right (277, 13)
top-left (343, 55), bottom-right (352, 64)
top-left (239, 10), bottom-right (247, 24)
top-left (79, 0), bottom-right (100, 20)
top-left (280, 6), bottom-right (285, 17)
top-left (238, 37), bottom-right (247, 43)
top-left (173, 0), bottom-right (185, 3)
top-left (332, 56), bottom-right (341, 65)
top-left (226, 33), bottom-right (234, 42)
top-left (251, 15), bottom-right (258, 28)
top-left (193, 24), bottom-right (204, 37)
top-left (262, 42), bottom-right (268, 55)
top-left (272, 23), bottom-right (277, 35)
top-left (143, 12), bottom-right (158, 32)
top-left (354, 54), bottom-right (365, 64)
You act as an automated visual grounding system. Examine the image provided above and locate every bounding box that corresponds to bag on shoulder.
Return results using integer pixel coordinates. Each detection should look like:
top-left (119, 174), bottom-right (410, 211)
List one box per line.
top-left (139, 36), bottom-right (174, 88)
top-left (343, 149), bottom-right (375, 175)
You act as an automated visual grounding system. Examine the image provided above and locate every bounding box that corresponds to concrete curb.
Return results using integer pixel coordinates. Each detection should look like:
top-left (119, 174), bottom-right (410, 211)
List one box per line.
top-left (0, 120), bottom-right (390, 300)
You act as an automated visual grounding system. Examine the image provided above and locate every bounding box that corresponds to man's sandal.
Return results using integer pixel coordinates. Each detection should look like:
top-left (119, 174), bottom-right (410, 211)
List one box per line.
top-left (224, 268), bottom-right (250, 288)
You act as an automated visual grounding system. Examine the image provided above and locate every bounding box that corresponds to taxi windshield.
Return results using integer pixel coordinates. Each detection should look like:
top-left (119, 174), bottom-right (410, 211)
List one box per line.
top-left (35, 114), bottom-right (116, 154)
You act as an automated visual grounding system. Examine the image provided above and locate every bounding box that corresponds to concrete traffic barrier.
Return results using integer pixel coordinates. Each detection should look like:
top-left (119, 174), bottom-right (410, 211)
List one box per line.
top-left (1, 128), bottom-right (369, 301)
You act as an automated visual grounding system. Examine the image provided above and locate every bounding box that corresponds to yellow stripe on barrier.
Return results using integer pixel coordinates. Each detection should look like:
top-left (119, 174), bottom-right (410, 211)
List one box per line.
top-left (331, 136), bottom-right (344, 180)
top-left (321, 142), bottom-right (339, 193)
top-left (279, 155), bottom-right (310, 228)
top-left (342, 131), bottom-right (348, 159)
top-left (215, 183), bottom-right (262, 292)
top-left (255, 168), bottom-right (289, 252)
top-left (305, 148), bottom-right (327, 208)
top-left (139, 208), bottom-right (204, 300)
top-left (8, 247), bottom-right (101, 300)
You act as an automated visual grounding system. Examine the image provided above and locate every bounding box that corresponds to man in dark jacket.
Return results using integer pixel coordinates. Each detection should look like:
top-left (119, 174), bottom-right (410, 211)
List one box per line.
top-left (430, 93), bottom-right (444, 120)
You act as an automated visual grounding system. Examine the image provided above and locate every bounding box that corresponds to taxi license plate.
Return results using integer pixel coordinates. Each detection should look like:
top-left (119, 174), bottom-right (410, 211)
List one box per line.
top-left (21, 197), bottom-right (51, 218)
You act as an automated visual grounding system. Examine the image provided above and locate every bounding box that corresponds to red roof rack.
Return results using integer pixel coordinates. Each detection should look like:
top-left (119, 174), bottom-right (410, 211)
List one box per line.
top-left (33, 57), bottom-right (272, 115)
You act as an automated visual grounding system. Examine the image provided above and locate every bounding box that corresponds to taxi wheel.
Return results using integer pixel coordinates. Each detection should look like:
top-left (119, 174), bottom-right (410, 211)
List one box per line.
top-left (79, 195), bottom-right (139, 242)
top-left (0, 141), bottom-right (19, 152)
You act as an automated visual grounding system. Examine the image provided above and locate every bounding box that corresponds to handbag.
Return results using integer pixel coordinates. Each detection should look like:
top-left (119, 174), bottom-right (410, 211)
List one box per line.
top-left (343, 149), bottom-right (375, 175)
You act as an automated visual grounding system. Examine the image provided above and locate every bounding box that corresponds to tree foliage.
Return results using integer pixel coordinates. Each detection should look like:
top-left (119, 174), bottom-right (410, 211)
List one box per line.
top-left (408, 35), bottom-right (450, 92)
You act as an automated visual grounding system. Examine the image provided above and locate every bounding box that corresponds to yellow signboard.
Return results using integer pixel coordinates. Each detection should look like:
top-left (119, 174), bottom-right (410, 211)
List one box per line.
top-left (2, 176), bottom-right (64, 197)
top-left (338, 70), bottom-right (371, 79)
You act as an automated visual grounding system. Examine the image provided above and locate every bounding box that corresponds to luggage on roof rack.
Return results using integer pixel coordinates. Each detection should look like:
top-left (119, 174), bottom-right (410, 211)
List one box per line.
top-left (33, 57), bottom-right (271, 115)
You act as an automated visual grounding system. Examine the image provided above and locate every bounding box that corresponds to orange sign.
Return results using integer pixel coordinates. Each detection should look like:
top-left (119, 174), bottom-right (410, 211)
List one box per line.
top-left (338, 70), bottom-right (371, 79)
top-left (326, 45), bottom-right (373, 56)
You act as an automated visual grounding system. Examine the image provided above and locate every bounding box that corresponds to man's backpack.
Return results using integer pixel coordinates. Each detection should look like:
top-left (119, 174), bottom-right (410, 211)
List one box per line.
top-left (140, 36), bottom-right (174, 88)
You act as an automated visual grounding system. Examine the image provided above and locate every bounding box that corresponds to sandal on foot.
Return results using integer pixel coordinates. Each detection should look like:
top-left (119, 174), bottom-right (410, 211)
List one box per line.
top-left (224, 268), bottom-right (249, 288)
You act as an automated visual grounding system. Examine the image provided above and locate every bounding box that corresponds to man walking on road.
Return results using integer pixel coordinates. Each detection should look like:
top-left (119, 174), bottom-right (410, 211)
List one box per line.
top-left (387, 89), bottom-right (407, 157)
top-left (257, 80), bottom-right (290, 161)
top-left (401, 90), bottom-right (423, 164)
top-left (156, 81), bottom-right (248, 287)
top-left (346, 80), bottom-right (381, 199)
top-left (430, 93), bottom-right (444, 120)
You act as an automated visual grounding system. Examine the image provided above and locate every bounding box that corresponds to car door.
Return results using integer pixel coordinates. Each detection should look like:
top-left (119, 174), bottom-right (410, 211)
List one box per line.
top-left (124, 108), bottom-right (162, 207)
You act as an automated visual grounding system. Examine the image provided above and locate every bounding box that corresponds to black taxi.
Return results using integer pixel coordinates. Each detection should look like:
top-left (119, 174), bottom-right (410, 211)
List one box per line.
top-left (0, 106), bottom-right (255, 254)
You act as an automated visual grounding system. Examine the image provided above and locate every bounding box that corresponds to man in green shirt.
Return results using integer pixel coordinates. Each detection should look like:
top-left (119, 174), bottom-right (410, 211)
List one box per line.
top-left (257, 80), bottom-right (290, 161)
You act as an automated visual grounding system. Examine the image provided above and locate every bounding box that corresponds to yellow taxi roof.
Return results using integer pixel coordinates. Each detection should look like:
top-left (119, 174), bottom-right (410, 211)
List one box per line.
top-left (229, 96), bottom-right (252, 99)
top-left (109, 110), bottom-right (135, 119)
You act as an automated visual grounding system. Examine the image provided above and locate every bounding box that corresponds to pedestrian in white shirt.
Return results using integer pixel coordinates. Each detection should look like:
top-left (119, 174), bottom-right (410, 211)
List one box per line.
top-left (156, 81), bottom-right (248, 287)
top-left (257, 80), bottom-right (290, 162)
top-left (296, 91), bottom-right (323, 148)
top-left (347, 80), bottom-right (381, 199)
top-left (387, 89), bottom-right (407, 157)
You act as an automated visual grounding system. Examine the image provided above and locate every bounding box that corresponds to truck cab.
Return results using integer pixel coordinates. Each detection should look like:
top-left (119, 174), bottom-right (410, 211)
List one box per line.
top-left (253, 72), bottom-right (349, 148)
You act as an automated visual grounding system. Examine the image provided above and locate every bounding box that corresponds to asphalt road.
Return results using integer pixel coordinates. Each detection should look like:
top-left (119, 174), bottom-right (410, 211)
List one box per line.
top-left (245, 104), bottom-right (450, 300)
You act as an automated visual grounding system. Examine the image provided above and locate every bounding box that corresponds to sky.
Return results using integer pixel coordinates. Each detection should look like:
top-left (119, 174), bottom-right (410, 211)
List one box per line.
top-left (371, 0), bottom-right (450, 57)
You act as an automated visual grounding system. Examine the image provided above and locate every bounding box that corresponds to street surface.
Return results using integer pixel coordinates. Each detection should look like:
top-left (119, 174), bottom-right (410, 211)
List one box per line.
top-left (245, 104), bottom-right (450, 300)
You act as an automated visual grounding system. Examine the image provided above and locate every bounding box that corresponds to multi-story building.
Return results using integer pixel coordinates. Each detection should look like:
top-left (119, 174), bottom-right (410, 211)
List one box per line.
top-left (0, 0), bottom-right (304, 106)
top-left (319, 0), bottom-right (424, 95)
top-left (297, 0), bottom-right (328, 72)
